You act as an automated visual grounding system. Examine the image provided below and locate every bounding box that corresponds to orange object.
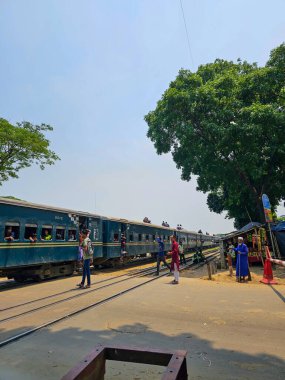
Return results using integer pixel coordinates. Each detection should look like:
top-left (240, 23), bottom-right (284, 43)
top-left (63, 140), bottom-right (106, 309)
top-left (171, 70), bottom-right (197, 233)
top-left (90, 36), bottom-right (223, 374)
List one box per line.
top-left (260, 247), bottom-right (278, 285)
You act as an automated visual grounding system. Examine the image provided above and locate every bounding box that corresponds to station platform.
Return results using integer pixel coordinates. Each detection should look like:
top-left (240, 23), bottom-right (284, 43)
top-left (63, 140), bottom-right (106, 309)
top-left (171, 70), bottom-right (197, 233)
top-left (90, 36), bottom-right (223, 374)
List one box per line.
top-left (0, 272), bottom-right (284, 379)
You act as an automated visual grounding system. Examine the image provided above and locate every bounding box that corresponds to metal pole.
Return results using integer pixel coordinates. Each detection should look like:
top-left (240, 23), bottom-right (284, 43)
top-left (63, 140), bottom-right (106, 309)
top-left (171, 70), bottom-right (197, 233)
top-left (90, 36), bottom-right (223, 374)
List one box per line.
top-left (272, 233), bottom-right (281, 259)
top-left (206, 261), bottom-right (212, 280)
top-left (268, 223), bottom-right (276, 258)
top-left (220, 240), bottom-right (225, 269)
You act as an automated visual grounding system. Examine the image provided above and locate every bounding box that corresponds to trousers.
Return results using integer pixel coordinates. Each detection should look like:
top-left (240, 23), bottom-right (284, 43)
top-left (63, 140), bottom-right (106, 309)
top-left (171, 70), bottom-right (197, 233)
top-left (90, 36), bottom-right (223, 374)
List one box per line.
top-left (81, 258), bottom-right (91, 286)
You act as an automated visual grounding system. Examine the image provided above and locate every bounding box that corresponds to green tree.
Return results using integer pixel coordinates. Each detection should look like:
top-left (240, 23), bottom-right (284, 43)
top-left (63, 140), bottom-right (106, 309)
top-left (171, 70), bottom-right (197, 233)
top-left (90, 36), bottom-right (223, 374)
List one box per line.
top-left (145, 44), bottom-right (285, 229)
top-left (0, 118), bottom-right (60, 185)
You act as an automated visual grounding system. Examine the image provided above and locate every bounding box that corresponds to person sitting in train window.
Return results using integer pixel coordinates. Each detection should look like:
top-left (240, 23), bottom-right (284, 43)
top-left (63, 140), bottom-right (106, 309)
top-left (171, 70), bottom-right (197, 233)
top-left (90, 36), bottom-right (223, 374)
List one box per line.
top-left (4, 227), bottom-right (15, 242)
top-left (68, 231), bottom-right (76, 241)
top-left (29, 233), bottom-right (37, 243)
top-left (41, 229), bottom-right (52, 241)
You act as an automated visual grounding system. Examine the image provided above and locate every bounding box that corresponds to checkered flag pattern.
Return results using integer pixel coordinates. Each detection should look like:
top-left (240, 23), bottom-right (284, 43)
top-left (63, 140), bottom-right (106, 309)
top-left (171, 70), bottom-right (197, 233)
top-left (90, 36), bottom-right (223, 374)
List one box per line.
top-left (68, 213), bottom-right (79, 225)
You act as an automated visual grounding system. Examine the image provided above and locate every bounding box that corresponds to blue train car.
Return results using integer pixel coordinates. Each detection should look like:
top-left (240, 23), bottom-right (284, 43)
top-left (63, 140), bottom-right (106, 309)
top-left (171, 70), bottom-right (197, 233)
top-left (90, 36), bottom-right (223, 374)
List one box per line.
top-left (176, 229), bottom-right (196, 251)
top-left (102, 217), bottom-right (174, 264)
top-left (0, 198), bottom-right (216, 280)
top-left (175, 229), bottom-right (214, 252)
top-left (0, 198), bottom-right (103, 281)
top-left (101, 216), bottom-right (215, 265)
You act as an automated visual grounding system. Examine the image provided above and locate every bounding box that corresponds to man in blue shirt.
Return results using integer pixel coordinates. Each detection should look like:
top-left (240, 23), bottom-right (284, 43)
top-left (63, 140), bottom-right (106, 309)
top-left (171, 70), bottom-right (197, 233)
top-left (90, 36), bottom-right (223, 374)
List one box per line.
top-left (156, 237), bottom-right (170, 275)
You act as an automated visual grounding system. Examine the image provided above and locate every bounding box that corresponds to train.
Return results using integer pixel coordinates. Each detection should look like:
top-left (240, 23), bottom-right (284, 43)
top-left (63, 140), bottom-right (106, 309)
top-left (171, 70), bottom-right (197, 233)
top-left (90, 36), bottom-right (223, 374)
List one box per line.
top-left (0, 197), bottom-right (215, 281)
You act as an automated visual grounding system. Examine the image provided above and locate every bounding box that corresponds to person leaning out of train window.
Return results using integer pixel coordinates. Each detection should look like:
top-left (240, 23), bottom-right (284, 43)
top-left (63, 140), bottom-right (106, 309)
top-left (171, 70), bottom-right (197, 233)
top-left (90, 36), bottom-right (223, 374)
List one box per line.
top-left (29, 233), bottom-right (37, 243)
top-left (41, 229), bottom-right (52, 241)
top-left (4, 227), bottom-right (15, 242)
top-left (121, 233), bottom-right (126, 253)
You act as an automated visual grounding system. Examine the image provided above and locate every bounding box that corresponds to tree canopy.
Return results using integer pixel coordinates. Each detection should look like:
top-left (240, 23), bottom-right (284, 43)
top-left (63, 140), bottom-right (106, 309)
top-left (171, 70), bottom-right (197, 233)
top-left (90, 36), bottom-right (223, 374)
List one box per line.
top-left (0, 119), bottom-right (60, 185)
top-left (145, 44), bottom-right (285, 229)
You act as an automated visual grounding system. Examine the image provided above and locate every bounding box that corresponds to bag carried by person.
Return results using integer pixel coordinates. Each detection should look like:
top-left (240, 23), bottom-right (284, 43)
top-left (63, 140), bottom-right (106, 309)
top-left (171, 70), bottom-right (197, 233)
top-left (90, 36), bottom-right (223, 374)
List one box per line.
top-left (82, 238), bottom-right (94, 259)
top-left (87, 239), bottom-right (94, 258)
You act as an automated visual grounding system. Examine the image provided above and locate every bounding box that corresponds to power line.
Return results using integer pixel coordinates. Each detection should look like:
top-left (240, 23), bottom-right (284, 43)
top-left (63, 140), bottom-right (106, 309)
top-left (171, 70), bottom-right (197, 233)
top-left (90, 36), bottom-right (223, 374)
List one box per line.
top-left (179, 0), bottom-right (194, 69)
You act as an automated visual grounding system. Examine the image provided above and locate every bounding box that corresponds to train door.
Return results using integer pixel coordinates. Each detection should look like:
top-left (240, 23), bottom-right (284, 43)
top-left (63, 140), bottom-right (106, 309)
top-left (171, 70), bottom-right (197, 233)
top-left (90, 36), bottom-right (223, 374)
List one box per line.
top-left (102, 220), bottom-right (108, 259)
top-left (87, 217), bottom-right (103, 259)
top-left (79, 216), bottom-right (88, 232)
top-left (121, 223), bottom-right (127, 255)
top-left (121, 223), bottom-right (127, 236)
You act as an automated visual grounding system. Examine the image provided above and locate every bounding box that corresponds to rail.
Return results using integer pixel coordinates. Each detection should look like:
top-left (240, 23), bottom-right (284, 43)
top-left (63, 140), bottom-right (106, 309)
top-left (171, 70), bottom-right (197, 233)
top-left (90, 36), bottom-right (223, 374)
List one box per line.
top-left (0, 249), bottom-right (219, 349)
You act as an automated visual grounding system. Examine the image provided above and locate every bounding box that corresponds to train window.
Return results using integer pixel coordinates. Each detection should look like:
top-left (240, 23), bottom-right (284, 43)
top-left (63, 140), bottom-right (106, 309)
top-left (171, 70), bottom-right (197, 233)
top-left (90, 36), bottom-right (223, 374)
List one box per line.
top-left (68, 229), bottom-right (77, 241)
top-left (138, 234), bottom-right (142, 242)
top-left (163, 235), bottom-right (166, 241)
top-left (4, 223), bottom-right (20, 241)
top-left (129, 234), bottom-right (133, 242)
top-left (145, 234), bottom-right (149, 242)
top-left (152, 235), bottom-right (156, 241)
top-left (24, 224), bottom-right (37, 240)
top-left (41, 226), bottom-right (52, 241)
top-left (114, 233), bottom-right (119, 242)
top-left (56, 226), bottom-right (65, 241)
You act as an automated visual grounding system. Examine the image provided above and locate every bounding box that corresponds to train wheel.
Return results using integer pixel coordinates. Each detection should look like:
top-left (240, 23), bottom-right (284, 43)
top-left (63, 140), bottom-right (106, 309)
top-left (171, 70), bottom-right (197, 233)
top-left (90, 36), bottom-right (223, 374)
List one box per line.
top-left (14, 275), bottom-right (25, 283)
top-left (33, 275), bottom-right (43, 282)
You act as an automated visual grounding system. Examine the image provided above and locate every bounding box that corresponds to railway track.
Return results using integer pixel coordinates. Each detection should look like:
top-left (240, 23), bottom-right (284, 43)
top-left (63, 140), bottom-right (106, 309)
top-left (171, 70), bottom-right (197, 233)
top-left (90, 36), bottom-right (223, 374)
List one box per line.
top-left (0, 256), bottom-right (155, 292)
top-left (0, 246), bottom-right (218, 292)
top-left (0, 250), bottom-right (219, 349)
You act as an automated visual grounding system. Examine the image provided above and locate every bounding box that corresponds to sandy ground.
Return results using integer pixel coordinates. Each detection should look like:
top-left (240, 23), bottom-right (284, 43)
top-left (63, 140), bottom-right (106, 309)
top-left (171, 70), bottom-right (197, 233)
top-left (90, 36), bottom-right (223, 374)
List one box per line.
top-left (182, 264), bottom-right (285, 285)
top-left (0, 264), bottom-right (284, 380)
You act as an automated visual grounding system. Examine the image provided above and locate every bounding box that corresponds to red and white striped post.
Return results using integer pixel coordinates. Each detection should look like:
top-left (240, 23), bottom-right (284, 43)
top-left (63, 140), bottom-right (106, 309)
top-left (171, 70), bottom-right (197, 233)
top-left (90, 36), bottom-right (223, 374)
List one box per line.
top-left (270, 258), bottom-right (285, 267)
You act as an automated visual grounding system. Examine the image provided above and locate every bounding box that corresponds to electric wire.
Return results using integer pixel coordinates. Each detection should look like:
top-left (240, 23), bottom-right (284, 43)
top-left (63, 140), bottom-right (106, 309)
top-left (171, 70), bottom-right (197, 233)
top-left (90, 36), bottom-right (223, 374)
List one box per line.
top-left (179, 0), bottom-right (194, 68)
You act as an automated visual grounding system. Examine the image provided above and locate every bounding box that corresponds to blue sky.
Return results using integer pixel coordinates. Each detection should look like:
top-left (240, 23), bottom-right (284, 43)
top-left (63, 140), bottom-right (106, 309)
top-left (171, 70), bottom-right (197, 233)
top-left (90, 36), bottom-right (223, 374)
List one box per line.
top-left (0, 0), bottom-right (284, 233)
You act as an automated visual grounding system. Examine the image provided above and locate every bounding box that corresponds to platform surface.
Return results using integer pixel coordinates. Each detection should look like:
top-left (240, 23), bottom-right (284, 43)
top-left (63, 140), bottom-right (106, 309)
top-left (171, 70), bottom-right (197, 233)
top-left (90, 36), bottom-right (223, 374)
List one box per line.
top-left (0, 272), bottom-right (285, 380)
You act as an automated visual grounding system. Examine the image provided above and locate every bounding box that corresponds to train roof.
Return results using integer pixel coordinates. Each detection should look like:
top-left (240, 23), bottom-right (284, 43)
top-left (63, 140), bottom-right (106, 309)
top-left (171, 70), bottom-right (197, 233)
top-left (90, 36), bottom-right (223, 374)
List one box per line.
top-left (0, 197), bottom-right (101, 218)
top-left (104, 215), bottom-right (204, 235)
top-left (105, 215), bottom-right (173, 230)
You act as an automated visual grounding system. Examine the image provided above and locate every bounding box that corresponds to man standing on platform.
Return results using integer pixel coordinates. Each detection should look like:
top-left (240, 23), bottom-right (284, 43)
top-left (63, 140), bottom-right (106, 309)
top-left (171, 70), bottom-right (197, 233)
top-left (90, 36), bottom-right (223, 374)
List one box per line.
top-left (156, 236), bottom-right (170, 275)
top-left (235, 237), bottom-right (248, 282)
top-left (77, 229), bottom-right (93, 288)
top-left (169, 235), bottom-right (180, 284)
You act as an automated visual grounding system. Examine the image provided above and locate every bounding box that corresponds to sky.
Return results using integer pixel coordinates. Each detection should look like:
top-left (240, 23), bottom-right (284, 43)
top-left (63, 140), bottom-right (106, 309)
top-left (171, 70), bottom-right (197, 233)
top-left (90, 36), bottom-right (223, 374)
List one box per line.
top-left (0, 0), bottom-right (284, 234)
